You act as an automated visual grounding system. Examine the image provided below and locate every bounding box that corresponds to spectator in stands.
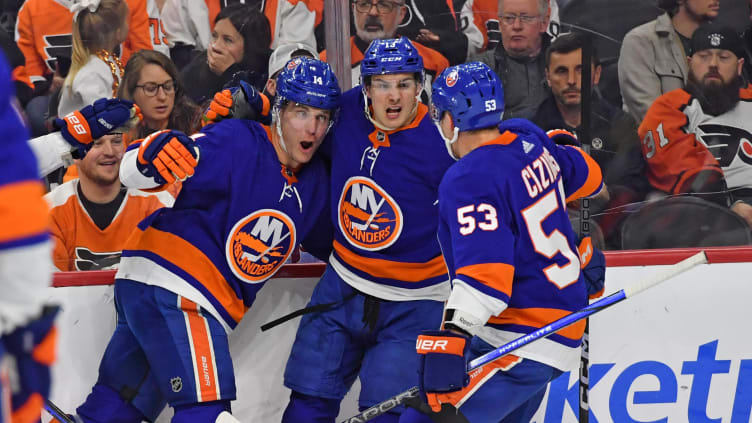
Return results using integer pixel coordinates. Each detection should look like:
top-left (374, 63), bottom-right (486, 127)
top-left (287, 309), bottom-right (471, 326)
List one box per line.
top-left (161, 0), bottom-right (211, 69)
top-left (533, 32), bottom-right (650, 248)
top-left (320, 0), bottom-right (448, 91)
top-left (58, 0), bottom-right (130, 117)
top-left (0, 31), bottom-right (32, 106)
top-left (45, 132), bottom-right (173, 271)
top-left (118, 49), bottom-right (201, 140)
top-left (15, 0), bottom-right (156, 135)
top-left (639, 23), bottom-right (752, 227)
top-left (619, 0), bottom-right (719, 122)
top-left (472, 0), bottom-right (551, 120)
top-left (181, 3), bottom-right (271, 105)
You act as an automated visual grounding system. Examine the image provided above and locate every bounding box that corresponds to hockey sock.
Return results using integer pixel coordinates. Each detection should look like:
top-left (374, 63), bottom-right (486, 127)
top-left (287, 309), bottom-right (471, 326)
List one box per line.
top-left (281, 391), bottom-right (341, 423)
top-left (75, 384), bottom-right (146, 423)
top-left (172, 400), bottom-right (232, 423)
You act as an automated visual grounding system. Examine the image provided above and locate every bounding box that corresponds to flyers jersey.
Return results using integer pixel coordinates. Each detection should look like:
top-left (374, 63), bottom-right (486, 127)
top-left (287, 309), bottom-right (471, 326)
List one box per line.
top-left (438, 119), bottom-right (603, 371)
top-left (638, 86), bottom-right (752, 195)
top-left (45, 180), bottom-right (173, 271)
top-left (324, 88), bottom-right (455, 301)
top-left (0, 51), bottom-right (51, 335)
top-left (320, 37), bottom-right (449, 93)
top-left (116, 119), bottom-right (329, 331)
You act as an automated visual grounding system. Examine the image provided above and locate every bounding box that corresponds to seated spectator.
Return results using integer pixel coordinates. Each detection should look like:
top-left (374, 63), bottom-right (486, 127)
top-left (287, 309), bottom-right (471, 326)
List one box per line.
top-left (161, 0), bottom-right (211, 69)
top-left (639, 23), bottom-right (752, 228)
top-left (0, 31), bottom-right (33, 106)
top-left (58, 0), bottom-right (130, 117)
top-left (118, 49), bottom-right (201, 140)
top-left (180, 3), bottom-right (271, 105)
top-left (45, 132), bottom-right (173, 271)
top-left (319, 0), bottom-right (448, 92)
top-left (619, 0), bottom-right (719, 122)
top-left (472, 0), bottom-right (551, 120)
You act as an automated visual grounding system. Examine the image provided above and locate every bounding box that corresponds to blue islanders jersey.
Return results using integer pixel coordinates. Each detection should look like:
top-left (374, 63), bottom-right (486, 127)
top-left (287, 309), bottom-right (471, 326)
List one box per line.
top-left (0, 51), bottom-right (52, 336)
top-left (438, 119), bottom-right (603, 371)
top-left (323, 87), bottom-right (456, 301)
top-left (117, 119), bottom-right (330, 331)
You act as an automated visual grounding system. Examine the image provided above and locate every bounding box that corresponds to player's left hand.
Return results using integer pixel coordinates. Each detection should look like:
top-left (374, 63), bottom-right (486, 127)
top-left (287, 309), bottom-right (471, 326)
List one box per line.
top-left (547, 129), bottom-right (580, 146)
top-left (202, 80), bottom-right (271, 127)
top-left (54, 98), bottom-right (142, 156)
top-left (2, 305), bottom-right (60, 421)
top-left (578, 236), bottom-right (605, 299)
top-left (416, 330), bottom-right (471, 412)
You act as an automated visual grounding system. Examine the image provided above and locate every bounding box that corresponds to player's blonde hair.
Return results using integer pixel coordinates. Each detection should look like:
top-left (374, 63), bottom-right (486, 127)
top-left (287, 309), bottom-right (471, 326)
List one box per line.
top-left (65, 0), bottom-right (129, 88)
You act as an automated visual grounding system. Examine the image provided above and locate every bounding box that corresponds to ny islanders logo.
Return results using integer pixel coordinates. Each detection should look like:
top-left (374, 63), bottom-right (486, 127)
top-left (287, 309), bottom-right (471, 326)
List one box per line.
top-left (226, 209), bottom-right (296, 283)
top-left (338, 177), bottom-right (403, 251)
top-left (445, 68), bottom-right (459, 87)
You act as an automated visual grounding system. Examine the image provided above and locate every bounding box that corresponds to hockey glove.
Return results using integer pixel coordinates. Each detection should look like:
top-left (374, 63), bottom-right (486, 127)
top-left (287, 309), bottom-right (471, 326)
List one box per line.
top-left (416, 330), bottom-right (471, 412)
top-left (578, 236), bottom-right (605, 299)
top-left (2, 305), bottom-right (60, 422)
top-left (54, 98), bottom-right (142, 157)
top-left (547, 129), bottom-right (580, 147)
top-left (202, 80), bottom-right (271, 126)
top-left (136, 129), bottom-right (199, 185)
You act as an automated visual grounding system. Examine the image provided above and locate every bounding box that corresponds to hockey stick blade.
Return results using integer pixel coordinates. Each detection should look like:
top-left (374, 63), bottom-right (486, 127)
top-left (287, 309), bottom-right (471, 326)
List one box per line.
top-left (45, 398), bottom-right (75, 423)
top-left (339, 251), bottom-right (707, 423)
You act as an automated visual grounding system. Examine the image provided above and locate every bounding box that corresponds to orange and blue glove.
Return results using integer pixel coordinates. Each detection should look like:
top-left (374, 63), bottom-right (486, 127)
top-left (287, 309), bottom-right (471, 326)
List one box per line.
top-left (579, 236), bottom-right (606, 299)
top-left (136, 129), bottom-right (199, 185)
top-left (54, 98), bottom-right (141, 157)
top-left (203, 80), bottom-right (271, 126)
top-left (2, 305), bottom-right (59, 423)
top-left (547, 129), bottom-right (580, 147)
top-left (415, 330), bottom-right (471, 412)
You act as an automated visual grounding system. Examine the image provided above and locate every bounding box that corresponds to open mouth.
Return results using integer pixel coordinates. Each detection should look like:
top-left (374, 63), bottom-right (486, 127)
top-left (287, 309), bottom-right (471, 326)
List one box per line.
top-left (300, 141), bottom-right (314, 151)
top-left (385, 106), bottom-right (402, 119)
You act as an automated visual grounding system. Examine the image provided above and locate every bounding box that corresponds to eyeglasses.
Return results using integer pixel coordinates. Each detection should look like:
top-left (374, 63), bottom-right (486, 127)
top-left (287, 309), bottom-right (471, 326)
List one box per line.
top-left (499, 14), bottom-right (540, 25)
top-left (135, 80), bottom-right (176, 97)
top-left (353, 0), bottom-right (402, 14)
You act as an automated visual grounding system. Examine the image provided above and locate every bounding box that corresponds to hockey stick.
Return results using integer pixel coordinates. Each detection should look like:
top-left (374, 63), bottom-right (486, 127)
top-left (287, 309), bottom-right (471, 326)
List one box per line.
top-left (44, 398), bottom-right (75, 423)
top-left (339, 251), bottom-right (708, 423)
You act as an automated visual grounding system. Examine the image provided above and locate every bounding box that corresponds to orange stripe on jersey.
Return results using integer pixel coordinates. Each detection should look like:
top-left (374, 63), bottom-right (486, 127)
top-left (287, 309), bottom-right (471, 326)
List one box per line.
top-left (180, 297), bottom-right (220, 402)
top-left (489, 307), bottom-right (586, 341)
top-left (126, 227), bottom-right (247, 323)
top-left (479, 130), bottom-right (517, 148)
top-left (455, 263), bottom-right (514, 297)
top-left (565, 146), bottom-right (603, 203)
top-left (0, 180), bottom-right (48, 244)
top-left (11, 392), bottom-right (43, 423)
top-left (32, 327), bottom-right (57, 366)
top-left (333, 240), bottom-right (447, 282)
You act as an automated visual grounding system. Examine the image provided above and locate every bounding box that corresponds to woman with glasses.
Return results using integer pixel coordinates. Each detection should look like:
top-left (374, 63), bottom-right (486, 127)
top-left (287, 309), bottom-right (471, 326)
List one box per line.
top-left (118, 50), bottom-right (201, 141)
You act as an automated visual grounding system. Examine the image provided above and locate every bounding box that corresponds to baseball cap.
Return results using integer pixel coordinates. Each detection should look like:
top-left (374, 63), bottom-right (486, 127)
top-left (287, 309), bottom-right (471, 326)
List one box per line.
top-left (689, 23), bottom-right (745, 59)
top-left (268, 43), bottom-right (319, 79)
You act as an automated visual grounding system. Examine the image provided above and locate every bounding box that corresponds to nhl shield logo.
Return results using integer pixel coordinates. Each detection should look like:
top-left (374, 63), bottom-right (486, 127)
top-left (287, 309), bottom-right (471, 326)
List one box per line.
top-left (226, 209), bottom-right (297, 283)
top-left (170, 377), bottom-right (182, 393)
top-left (338, 176), bottom-right (403, 251)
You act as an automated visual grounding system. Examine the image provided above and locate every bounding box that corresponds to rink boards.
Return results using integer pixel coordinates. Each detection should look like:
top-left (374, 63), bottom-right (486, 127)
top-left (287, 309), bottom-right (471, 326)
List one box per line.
top-left (45, 248), bottom-right (752, 422)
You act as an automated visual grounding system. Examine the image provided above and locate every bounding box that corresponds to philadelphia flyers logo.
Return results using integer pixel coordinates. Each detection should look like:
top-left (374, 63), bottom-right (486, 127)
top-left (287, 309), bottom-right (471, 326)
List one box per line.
top-left (338, 177), bottom-right (403, 251)
top-left (445, 69), bottom-right (459, 87)
top-left (226, 209), bottom-right (296, 283)
top-left (698, 124), bottom-right (752, 166)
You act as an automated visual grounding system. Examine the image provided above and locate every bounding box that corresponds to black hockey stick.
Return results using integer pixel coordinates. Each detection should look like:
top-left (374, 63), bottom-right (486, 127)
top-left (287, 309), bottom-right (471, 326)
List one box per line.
top-left (339, 251), bottom-right (708, 423)
top-left (44, 398), bottom-right (75, 423)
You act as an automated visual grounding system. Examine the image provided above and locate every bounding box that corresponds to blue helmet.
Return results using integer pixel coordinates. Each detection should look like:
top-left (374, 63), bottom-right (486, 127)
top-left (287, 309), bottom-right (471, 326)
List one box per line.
top-left (431, 62), bottom-right (504, 131)
top-left (276, 56), bottom-right (341, 110)
top-left (360, 37), bottom-right (424, 84)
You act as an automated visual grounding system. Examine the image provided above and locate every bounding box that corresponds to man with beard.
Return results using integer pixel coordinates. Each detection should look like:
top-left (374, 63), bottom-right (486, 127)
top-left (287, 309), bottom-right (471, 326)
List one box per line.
top-left (45, 131), bottom-right (173, 271)
top-left (619, 0), bottom-right (720, 122)
top-left (638, 23), bottom-right (752, 227)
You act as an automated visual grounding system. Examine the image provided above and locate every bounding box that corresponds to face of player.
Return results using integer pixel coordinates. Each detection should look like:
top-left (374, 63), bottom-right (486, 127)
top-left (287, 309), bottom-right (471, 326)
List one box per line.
top-left (546, 49), bottom-right (601, 109)
top-left (682, 0), bottom-right (720, 21)
top-left (132, 64), bottom-right (175, 130)
top-left (78, 134), bottom-right (125, 186)
top-left (498, 0), bottom-right (549, 58)
top-left (353, 0), bottom-right (407, 43)
top-left (689, 49), bottom-right (743, 87)
top-left (365, 73), bottom-right (422, 130)
top-left (277, 103), bottom-right (333, 168)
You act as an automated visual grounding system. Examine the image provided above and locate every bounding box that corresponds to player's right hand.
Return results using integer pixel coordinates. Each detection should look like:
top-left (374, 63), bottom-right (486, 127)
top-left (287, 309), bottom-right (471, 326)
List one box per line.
top-left (547, 129), bottom-right (580, 146)
top-left (54, 98), bottom-right (142, 156)
top-left (416, 330), bottom-right (471, 412)
top-left (202, 80), bottom-right (271, 126)
top-left (136, 129), bottom-right (199, 185)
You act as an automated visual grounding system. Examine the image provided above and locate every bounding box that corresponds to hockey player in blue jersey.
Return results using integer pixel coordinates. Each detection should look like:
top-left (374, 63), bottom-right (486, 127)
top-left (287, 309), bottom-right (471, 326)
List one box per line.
top-left (56, 57), bottom-right (341, 423)
top-left (398, 62), bottom-right (605, 423)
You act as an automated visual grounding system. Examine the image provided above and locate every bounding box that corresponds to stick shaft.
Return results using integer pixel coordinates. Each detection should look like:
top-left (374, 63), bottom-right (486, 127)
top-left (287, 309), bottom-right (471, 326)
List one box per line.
top-left (45, 399), bottom-right (75, 423)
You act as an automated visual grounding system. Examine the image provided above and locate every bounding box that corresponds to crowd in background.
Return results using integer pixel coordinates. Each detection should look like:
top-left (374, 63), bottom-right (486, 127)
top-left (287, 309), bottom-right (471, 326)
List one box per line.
top-left (3, 0), bottom-right (752, 271)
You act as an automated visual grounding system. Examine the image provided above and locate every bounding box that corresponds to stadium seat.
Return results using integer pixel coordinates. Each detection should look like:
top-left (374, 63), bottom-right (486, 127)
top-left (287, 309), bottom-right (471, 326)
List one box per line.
top-left (620, 196), bottom-right (752, 249)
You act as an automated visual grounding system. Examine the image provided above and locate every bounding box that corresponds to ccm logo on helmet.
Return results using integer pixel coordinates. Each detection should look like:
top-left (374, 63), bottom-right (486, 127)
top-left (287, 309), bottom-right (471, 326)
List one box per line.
top-left (416, 339), bottom-right (448, 351)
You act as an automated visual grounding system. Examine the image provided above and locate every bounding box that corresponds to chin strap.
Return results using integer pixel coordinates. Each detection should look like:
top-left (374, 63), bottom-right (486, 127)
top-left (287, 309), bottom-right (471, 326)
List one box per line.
top-left (434, 120), bottom-right (460, 161)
